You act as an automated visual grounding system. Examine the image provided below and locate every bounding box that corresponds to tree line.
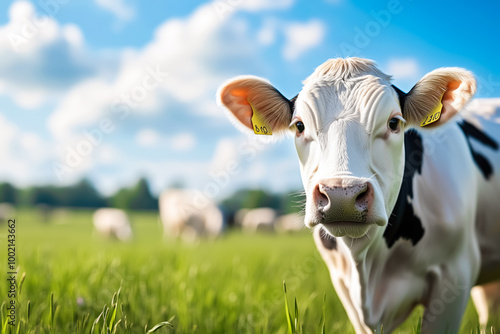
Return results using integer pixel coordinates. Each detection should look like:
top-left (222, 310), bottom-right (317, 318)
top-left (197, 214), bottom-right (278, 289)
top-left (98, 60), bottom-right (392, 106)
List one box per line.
top-left (0, 178), bottom-right (156, 210)
top-left (0, 179), bottom-right (303, 214)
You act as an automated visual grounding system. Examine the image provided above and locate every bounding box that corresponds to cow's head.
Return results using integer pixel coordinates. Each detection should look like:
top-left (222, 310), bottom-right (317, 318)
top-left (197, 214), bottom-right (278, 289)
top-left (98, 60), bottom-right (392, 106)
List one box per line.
top-left (218, 58), bottom-right (476, 241)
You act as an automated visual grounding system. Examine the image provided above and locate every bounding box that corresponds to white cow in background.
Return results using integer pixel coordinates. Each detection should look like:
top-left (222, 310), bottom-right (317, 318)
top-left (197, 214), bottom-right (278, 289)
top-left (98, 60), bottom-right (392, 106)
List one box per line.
top-left (159, 189), bottom-right (223, 241)
top-left (274, 213), bottom-right (304, 233)
top-left (236, 207), bottom-right (277, 232)
top-left (93, 208), bottom-right (133, 241)
top-left (0, 203), bottom-right (15, 223)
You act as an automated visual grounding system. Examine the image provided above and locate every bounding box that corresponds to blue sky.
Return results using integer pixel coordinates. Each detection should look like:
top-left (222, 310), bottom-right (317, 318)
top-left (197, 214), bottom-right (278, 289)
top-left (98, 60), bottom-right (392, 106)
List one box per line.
top-left (1, 0), bottom-right (499, 198)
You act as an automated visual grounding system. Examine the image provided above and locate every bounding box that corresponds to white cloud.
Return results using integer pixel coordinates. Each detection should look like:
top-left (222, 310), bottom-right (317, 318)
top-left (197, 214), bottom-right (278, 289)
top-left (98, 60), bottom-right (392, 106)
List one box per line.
top-left (94, 0), bottom-right (135, 21)
top-left (257, 19), bottom-right (277, 46)
top-left (386, 58), bottom-right (420, 81)
top-left (0, 1), bottom-right (94, 109)
top-left (0, 114), bottom-right (53, 186)
top-left (239, 0), bottom-right (295, 11)
top-left (95, 144), bottom-right (123, 165)
top-left (169, 133), bottom-right (196, 152)
top-left (47, 1), bottom-right (261, 141)
top-left (136, 129), bottom-right (196, 151)
top-left (210, 138), bottom-right (239, 172)
top-left (282, 19), bottom-right (326, 61)
top-left (136, 128), bottom-right (161, 147)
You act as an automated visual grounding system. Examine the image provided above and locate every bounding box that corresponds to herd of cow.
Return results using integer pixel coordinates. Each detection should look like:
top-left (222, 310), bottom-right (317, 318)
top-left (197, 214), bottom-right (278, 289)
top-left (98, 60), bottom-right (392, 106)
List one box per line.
top-left (92, 189), bottom-right (303, 242)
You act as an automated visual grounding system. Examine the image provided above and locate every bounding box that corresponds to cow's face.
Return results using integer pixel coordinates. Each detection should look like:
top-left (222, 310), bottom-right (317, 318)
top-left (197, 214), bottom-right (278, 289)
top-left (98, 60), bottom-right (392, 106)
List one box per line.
top-left (292, 74), bottom-right (403, 238)
top-left (218, 58), bottom-right (476, 241)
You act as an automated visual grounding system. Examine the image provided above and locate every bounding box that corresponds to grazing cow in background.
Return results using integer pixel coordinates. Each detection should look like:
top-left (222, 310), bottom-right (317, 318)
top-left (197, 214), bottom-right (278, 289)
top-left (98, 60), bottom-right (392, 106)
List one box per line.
top-left (274, 213), bottom-right (304, 233)
top-left (93, 208), bottom-right (133, 241)
top-left (236, 207), bottom-right (277, 232)
top-left (159, 189), bottom-right (224, 241)
top-left (0, 203), bottom-right (15, 224)
top-left (218, 57), bottom-right (500, 333)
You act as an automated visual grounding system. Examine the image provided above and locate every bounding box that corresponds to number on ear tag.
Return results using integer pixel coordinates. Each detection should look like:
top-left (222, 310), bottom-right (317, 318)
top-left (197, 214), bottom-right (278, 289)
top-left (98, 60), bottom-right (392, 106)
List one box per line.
top-left (420, 98), bottom-right (443, 127)
top-left (249, 102), bottom-right (272, 135)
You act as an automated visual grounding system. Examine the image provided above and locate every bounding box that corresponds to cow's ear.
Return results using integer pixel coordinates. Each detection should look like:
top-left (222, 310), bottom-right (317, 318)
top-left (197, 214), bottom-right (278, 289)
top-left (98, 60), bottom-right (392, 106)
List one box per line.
top-left (217, 76), bottom-right (293, 135)
top-left (403, 68), bottom-right (476, 128)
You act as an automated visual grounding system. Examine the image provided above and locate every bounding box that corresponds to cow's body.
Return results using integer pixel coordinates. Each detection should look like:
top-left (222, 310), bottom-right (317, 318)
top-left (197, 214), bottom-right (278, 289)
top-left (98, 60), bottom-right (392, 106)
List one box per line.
top-left (462, 100), bottom-right (500, 284)
top-left (93, 208), bottom-right (133, 241)
top-left (159, 189), bottom-right (224, 241)
top-left (316, 104), bottom-right (500, 332)
top-left (236, 207), bottom-right (277, 232)
top-left (218, 58), bottom-right (500, 332)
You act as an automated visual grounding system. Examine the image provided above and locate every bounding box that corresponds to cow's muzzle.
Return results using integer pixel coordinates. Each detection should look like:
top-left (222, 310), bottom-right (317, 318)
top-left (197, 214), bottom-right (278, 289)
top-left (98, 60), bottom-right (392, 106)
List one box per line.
top-left (313, 178), bottom-right (374, 225)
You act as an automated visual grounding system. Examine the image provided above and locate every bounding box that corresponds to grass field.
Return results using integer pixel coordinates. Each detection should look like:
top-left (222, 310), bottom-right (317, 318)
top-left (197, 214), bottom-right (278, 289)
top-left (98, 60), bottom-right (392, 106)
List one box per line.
top-left (0, 208), bottom-right (490, 333)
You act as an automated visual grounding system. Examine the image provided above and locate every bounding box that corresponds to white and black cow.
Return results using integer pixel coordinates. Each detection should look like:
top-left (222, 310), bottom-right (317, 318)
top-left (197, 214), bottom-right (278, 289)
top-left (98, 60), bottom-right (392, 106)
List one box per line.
top-left (218, 58), bottom-right (500, 333)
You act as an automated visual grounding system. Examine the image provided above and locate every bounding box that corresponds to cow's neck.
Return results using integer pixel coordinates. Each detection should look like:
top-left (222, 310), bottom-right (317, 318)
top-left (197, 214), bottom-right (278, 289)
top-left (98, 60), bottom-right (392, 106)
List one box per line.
top-left (337, 230), bottom-right (389, 323)
top-left (331, 130), bottom-right (428, 322)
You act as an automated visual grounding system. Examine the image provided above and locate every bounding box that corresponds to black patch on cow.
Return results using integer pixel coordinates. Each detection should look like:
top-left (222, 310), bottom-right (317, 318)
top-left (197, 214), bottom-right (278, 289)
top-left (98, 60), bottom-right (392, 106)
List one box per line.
top-left (274, 88), bottom-right (298, 117)
top-left (392, 85), bottom-right (407, 112)
top-left (383, 130), bottom-right (425, 248)
top-left (457, 119), bottom-right (499, 179)
top-left (289, 94), bottom-right (299, 115)
top-left (319, 227), bottom-right (337, 250)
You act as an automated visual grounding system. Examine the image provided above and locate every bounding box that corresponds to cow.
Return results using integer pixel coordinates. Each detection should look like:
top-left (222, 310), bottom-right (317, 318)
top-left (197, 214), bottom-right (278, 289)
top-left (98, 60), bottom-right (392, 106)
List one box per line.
top-left (159, 189), bottom-right (224, 241)
top-left (217, 57), bottom-right (500, 333)
top-left (0, 203), bottom-right (15, 224)
top-left (93, 208), bottom-right (133, 241)
top-left (274, 213), bottom-right (304, 233)
top-left (235, 207), bottom-right (277, 232)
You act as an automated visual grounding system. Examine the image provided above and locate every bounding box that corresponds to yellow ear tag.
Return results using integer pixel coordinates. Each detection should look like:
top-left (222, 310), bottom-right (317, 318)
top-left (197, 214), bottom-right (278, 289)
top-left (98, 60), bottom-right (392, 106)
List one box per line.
top-left (420, 97), bottom-right (443, 127)
top-left (249, 102), bottom-right (272, 135)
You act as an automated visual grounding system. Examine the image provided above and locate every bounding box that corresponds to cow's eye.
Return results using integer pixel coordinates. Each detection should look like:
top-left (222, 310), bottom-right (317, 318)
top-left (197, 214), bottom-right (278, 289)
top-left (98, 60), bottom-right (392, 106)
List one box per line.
top-left (295, 121), bottom-right (306, 133)
top-left (388, 116), bottom-right (405, 132)
top-left (296, 121), bottom-right (305, 134)
top-left (388, 118), bottom-right (399, 131)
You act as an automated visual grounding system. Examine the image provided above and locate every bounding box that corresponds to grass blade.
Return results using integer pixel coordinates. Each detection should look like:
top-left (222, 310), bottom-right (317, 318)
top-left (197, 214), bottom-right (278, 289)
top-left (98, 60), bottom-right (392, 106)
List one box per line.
top-left (319, 293), bottom-right (326, 334)
top-left (17, 273), bottom-right (26, 297)
top-left (145, 321), bottom-right (174, 333)
top-left (294, 297), bottom-right (299, 333)
top-left (91, 305), bottom-right (106, 334)
top-left (26, 301), bottom-right (30, 323)
top-left (283, 281), bottom-right (293, 334)
top-left (48, 292), bottom-right (54, 328)
top-left (112, 319), bottom-right (122, 334)
top-left (416, 317), bottom-right (421, 334)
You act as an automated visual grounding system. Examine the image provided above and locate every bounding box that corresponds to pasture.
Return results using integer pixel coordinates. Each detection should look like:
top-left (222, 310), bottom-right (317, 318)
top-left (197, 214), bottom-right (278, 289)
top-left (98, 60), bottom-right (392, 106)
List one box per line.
top-left (0, 209), bottom-right (490, 333)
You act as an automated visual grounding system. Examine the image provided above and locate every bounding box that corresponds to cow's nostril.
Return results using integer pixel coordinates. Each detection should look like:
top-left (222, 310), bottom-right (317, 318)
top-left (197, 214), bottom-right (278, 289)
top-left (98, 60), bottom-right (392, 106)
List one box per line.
top-left (355, 183), bottom-right (372, 209)
top-left (355, 189), bottom-right (368, 204)
top-left (315, 184), bottom-right (329, 207)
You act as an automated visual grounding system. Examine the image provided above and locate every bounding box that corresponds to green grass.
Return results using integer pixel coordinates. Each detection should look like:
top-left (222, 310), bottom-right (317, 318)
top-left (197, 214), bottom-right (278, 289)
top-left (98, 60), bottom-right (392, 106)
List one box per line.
top-left (0, 208), bottom-right (492, 333)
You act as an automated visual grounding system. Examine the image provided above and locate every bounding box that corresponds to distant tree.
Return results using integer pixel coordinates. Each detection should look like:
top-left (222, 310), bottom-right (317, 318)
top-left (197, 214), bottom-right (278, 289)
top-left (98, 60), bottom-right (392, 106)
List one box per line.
top-left (0, 182), bottom-right (17, 204)
top-left (64, 179), bottom-right (107, 208)
top-left (109, 177), bottom-right (157, 210)
top-left (109, 187), bottom-right (132, 210)
top-left (221, 188), bottom-right (282, 212)
top-left (29, 186), bottom-right (58, 206)
top-left (128, 178), bottom-right (157, 210)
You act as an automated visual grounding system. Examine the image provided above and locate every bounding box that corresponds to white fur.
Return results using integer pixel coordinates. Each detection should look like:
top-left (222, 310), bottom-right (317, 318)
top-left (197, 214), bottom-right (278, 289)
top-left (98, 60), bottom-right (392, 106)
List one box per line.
top-left (159, 189), bottom-right (223, 241)
top-left (93, 208), bottom-right (133, 241)
top-left (236, 207), bottom-right (277, 232)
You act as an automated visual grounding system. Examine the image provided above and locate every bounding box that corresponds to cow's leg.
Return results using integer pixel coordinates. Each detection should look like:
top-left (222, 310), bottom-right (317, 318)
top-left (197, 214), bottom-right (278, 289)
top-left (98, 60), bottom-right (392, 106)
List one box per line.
top-left (471, 280), bottom-right (500, 332)
top-left (421, 274), bottom-right (474, 334)
top-left (313, 228), bottom-right (373, 334)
